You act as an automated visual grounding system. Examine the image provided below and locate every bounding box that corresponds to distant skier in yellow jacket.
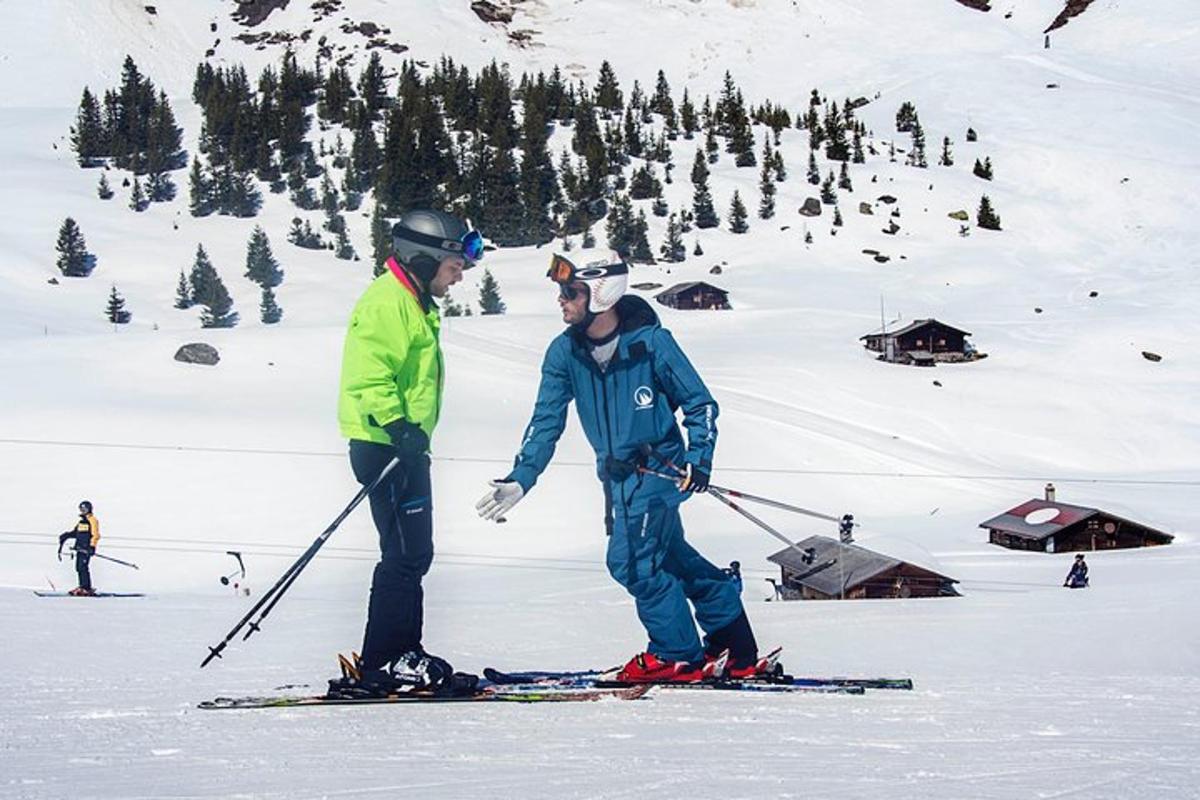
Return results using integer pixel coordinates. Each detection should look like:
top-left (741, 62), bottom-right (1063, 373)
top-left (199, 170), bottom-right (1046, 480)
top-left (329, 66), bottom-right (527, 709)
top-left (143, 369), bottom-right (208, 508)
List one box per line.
top-left (58, 500), bottom-right (100, 596)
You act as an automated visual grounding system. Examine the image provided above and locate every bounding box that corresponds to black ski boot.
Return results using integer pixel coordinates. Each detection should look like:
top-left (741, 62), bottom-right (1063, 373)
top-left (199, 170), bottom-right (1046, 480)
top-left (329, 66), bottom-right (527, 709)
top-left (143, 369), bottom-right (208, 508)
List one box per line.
top-left (704, 610), bottom-right (763, 677)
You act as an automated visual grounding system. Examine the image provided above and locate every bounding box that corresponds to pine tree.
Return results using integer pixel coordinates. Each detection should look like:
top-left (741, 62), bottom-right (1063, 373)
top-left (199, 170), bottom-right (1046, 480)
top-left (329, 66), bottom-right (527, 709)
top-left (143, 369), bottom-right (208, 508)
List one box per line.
top-left (652, 197), bottom-right (669, 217)
top-left (772, 148), bottom-right (787, 182)
top-left (833, 205), bottom-right (844, 227)
top-left (852, 129), bottom-right (865, 164)
top-left (244, 226), bottom-right (283, 288)
top-left (838, 160), bottom-right (853, 191)
top-left (605, 193), bottom-right (637, 256)
top-left (895, 101), bottom-right (918, 133)
top-left (909, 118), bottom-right (927, 168)
top-left (728, 190), bottom-right (749, 233)
top-left (370, 201), bottom-right (391, 276)
top-left (594, 61), bottom-right (623, 114)
top-left (691, 149), bottom-right (719, 229)
top-left (129, 175), bottom-right (147, 211)
top-left (478, 269), bottom-right (506, 315)
top-left (693, 239), bottom-right (704, 256)
top-left (581, 226), bottom-right (596, 249)
top-left (973, 156), bottom-right (993, 180)
top-left (939, 136), bottom-right (954, 167)
top-left (334, 227), bottom-right (357, 260)
top-left (977, 195), bottom-right (1001, 230)
top-left (105, 285), bottom-right (131, 324)
top-left (660, 213), bottom-right (685, 262)
top-left (174, 269), bottom-right (192, 309)
top-left (259, 285), bottom-right (283, 324)
top-left (680, 89), bottom-right (697, 139)
top-left (71, 87), bottom-right (106, 167)
top-left (758, 159), bottom-right (776, 219)
top-left (820, 170), bottom-right (837, 204)
top-left (807, 151), bottom-right (820, 185)
top-left (188, 158), bottom-right (212, 216)
top-left (55, 217), bottom-right (92, 277)
top-left (199, 270), bottom-right (238, 329)
top-left (97, 172), bottom-right (114, 200)
top-left (966, 127), bottom-right (978, 142)
top-left (189, 244), bottom-right (218, 307)
top-left (630, 209), bottom-right (653, 262)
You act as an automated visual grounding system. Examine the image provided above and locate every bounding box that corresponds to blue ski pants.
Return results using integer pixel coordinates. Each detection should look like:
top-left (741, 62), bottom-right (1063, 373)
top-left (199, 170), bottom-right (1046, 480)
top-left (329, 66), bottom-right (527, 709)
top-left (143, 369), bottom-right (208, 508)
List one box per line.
top-left (605, 501), bottom-right (744, 664)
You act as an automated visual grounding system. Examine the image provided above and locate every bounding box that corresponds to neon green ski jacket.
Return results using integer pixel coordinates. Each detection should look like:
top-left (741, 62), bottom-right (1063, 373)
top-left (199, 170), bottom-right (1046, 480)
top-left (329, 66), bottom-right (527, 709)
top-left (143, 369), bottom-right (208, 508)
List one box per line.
top-left (337, 258), bottom-right (443, 446)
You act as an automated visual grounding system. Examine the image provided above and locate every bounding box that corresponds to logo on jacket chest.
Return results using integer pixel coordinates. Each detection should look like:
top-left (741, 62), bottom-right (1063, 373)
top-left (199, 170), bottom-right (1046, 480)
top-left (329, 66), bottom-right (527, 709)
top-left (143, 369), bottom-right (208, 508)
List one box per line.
top-left (634, 385), bottom-right (654, 410)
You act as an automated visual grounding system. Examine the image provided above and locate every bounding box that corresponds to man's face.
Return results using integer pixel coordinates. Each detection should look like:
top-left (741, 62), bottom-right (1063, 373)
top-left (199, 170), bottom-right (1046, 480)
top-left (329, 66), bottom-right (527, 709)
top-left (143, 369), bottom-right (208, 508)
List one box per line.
top-left (558, 281), bottom-right (589, 325)
top-left (429, 255), bottom-right (466, 297)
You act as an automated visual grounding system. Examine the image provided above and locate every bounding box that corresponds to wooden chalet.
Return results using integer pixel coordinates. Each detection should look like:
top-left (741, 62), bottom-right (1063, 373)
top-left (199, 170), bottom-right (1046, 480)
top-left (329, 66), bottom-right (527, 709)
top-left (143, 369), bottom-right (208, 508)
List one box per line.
top-left (655, 281), bottom-right (731, 310)
top-left (980, 485), bottom-right (1174, 553)
top-left (860, 318), bottom-right (975, 364)
top-left (767, 535), bottom-right (959, 601)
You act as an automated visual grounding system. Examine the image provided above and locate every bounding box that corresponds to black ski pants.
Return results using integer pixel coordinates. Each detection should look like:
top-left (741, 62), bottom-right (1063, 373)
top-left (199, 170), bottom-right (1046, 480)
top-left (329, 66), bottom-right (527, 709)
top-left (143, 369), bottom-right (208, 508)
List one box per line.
top-left (75, 549), bottom-right (93, 591)
top-left (349, 440), bottom-right (434, 671)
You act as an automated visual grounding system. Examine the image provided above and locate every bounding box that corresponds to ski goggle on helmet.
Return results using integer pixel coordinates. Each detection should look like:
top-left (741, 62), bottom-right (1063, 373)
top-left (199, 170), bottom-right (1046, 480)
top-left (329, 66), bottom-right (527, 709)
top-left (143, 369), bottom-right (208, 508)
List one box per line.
top-left (547, 253), bottom-right (628, 314)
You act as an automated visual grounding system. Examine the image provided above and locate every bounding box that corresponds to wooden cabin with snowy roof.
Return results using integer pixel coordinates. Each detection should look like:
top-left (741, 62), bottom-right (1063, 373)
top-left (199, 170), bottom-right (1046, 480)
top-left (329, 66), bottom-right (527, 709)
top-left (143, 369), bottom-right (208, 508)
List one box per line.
top-left (980, 484), bottom-right (1174, 553)
top-left (766, 535), bottom-right (959, 601)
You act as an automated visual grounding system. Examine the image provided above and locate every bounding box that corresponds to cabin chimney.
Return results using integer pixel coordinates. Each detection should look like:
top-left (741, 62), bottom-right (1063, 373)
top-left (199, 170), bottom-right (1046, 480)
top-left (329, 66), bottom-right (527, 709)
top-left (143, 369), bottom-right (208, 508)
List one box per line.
top-left (1045, 482), bottom-right (1056, 502)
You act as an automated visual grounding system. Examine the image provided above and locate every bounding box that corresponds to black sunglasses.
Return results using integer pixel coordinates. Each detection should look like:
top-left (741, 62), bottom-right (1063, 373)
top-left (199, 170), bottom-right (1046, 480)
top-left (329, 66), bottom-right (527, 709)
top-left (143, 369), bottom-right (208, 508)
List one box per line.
top-left (559, 283), bottom-right (586, 301)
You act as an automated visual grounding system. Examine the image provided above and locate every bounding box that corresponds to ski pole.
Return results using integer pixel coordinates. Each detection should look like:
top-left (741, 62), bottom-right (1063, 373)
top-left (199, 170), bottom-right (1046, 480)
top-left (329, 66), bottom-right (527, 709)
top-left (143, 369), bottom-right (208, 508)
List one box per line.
top-left (638, 446), bottom-right (841, 562)
top-left (200, 456), bottom-right (400, 668)
top-left (69, 549), bottom-right (139, 570)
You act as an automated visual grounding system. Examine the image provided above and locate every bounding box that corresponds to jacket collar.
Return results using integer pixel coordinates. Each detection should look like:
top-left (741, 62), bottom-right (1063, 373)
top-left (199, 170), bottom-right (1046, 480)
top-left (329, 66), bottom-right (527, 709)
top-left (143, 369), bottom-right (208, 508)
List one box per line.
top-left (387, 256), bottom-right (434, 313)
top-left (568, 295), bottom-right (660, 361)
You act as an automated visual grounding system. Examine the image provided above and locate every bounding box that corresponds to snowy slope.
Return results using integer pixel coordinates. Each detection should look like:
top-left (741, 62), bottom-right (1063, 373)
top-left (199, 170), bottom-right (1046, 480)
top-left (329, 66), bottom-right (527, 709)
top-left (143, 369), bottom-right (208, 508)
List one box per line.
top-left (1, 1), bottom-right (1198, 798)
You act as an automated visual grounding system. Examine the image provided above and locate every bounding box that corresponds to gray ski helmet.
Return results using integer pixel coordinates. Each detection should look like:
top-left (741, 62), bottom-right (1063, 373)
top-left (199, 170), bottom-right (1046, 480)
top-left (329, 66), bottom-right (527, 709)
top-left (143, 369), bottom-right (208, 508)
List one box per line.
top-left (391, 209), bottom-right (478, 282)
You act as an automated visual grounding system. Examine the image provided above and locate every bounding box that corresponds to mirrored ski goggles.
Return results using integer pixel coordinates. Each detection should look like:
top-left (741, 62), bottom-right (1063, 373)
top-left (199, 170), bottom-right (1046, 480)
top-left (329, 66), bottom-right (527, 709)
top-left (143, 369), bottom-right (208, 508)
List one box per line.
top-left (396, 226), bottom-right (486, 264)
top-left (547, 253), bottom-right (628, 284)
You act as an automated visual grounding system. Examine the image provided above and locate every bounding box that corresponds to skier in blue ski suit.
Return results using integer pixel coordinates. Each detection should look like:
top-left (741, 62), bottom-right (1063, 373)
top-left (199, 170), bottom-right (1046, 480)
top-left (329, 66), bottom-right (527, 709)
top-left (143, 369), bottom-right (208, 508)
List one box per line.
top-left (476, 254), bottom-right (759, 680)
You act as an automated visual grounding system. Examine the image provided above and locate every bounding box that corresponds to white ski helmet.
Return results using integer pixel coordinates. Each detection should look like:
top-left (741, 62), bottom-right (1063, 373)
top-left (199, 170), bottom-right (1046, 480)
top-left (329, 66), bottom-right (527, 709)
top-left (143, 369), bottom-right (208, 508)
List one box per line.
top-left (547, 252), bottom-right (628, 314)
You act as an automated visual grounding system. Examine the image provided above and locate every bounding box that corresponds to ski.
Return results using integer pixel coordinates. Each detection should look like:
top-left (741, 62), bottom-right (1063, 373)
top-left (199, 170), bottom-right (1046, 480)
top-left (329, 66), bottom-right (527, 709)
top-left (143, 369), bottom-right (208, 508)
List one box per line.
top-left (484, 667), bottom-right (912, 691)
top-left (198, 683), bottom-right (650, 710)
top-left (593, 679), bottom-right (864, 695)
top-left (33, 591), bottom-right (145, 598)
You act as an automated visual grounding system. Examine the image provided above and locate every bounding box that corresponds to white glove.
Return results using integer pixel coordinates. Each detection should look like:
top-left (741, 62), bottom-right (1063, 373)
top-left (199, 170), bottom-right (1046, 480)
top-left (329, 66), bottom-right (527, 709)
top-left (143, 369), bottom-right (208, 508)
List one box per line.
top-left (475, 480), bottom-right (524, 522)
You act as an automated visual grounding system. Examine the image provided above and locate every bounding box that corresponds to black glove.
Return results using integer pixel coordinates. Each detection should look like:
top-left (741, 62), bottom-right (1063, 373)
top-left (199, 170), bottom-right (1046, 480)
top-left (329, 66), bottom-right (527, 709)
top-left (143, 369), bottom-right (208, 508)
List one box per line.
top-left (383, 419), bottom-right (429, 462)
top-left (678, 463), bottom-right (710, 493)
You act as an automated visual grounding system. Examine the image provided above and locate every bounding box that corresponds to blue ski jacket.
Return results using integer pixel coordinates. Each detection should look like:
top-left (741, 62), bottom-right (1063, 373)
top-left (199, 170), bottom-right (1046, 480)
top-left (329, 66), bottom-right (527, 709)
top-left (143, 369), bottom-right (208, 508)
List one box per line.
top-left (506, 296), bottom-right (718, 517)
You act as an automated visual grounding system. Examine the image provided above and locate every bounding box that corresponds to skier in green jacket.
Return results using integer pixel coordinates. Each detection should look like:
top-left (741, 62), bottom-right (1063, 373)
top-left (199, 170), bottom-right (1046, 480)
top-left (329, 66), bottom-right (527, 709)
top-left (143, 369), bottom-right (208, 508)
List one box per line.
top-left (332, 208), bottom-right (483, 696)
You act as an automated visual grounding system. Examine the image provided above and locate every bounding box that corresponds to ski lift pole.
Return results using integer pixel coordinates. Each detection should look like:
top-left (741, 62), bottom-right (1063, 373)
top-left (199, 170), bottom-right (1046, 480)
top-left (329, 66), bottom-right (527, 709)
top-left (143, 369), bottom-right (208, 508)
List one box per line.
top-left (200, 456), bottom-right (401, 668)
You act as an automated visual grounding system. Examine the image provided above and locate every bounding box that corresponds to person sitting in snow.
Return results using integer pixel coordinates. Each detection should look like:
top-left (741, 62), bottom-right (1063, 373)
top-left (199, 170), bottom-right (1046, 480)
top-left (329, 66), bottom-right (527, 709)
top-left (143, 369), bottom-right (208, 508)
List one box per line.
top-left (1063, 554), bottom-right (1089, 589)
top-left (57, 500), bottom-right (99, 596)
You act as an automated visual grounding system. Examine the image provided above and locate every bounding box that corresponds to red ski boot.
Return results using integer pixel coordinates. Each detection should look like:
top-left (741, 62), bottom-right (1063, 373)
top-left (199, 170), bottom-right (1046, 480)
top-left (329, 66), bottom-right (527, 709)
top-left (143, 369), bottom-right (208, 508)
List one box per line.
top-left (616, 651), bottom-right (727, 683)
top-left (721, 646), bottom-right (784, 680)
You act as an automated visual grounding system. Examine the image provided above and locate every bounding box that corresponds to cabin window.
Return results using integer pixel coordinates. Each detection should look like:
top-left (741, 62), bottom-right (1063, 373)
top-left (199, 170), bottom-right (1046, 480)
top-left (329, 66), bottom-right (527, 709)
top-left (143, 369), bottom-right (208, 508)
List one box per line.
top-left (915, 338), bottom-right (924, 347)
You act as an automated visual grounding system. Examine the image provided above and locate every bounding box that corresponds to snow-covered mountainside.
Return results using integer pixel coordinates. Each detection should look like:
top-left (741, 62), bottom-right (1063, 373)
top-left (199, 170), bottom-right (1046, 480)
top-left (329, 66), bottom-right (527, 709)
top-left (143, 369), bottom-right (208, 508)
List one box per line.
top-left (1, 2), bottom-right (1197, 798)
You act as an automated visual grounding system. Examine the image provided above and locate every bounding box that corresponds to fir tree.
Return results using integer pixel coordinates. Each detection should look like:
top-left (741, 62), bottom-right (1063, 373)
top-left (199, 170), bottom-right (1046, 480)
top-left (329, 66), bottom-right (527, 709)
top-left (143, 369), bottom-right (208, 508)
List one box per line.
top-left (693, 239), bottom-right (704, 256)
top-left (199, 270), bottom-right (238, 329)
top-left (105, 285), bottom-right (131, 324)
top-left (833, 204), bottom-right (844, 227)
top-left (188, 158), bottom-right (212, 216)
top-left (334, 227), bottom-right (357, 261)
top-left (728, 190), bottom-right (749, 233)
top-left (605, 193), bottom-right (637, 256)
top-left (478, 269), bottom-right (506, 315)
top-left (244, 226), bottom-right (283, 288)
top-left (939, 136), bottom-right (954, 167)
top-left (758, 158), bottom-right (776, 219)
top-left (680, 89), bottom-right (697, 139)
top-left (895, 101), bottom-right (918, 133)
top-left (973, 156), bottom-right (993, 180)
top-left (704, 118), bottom-right (719, 164)
top-left (630, 209), bottom-right (654, 263)
top-left (129, 175), bottom-right (147, 211)
top-left (691, 149), bottom-right (719, 229)
top-left (807, 151), bottom-right (820, 185)
top-left (838, 160), bottom-right (853, 191)
top-left (259, 285), bottom-right (283, 324)
top-left (821, 170), bottom-right (837, 204)
top-left (71, 87), bottom-right (106, 167)
top-left (189, 244), bottom-right (218, 307)
top-left (909, 117), bottom-right (927, 168)
top-left (55, 217), bottom-right (92, 277)
top-left (773, 148), bottom-right (787, 182)
top-left (652, 196), bottom-right (669, 217)
top-left (660, 213), bottom-right (685, 262)
top-left (593, 61), bottom-right (623, 114)
top-left (581, 226), bottom-right (596, 249)
top-left (966, 127), bottom-right (978, 142)
top-left (852, 130), bottom-right (865, 164)
top-left (174, 269), bottom-right (192, 309)
top-left (370, 202), bottom-right (391, 276)
top-left (977, 195), bottom-right (1001, 230)
top-left (97, 172), bottom-right (114, 200)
